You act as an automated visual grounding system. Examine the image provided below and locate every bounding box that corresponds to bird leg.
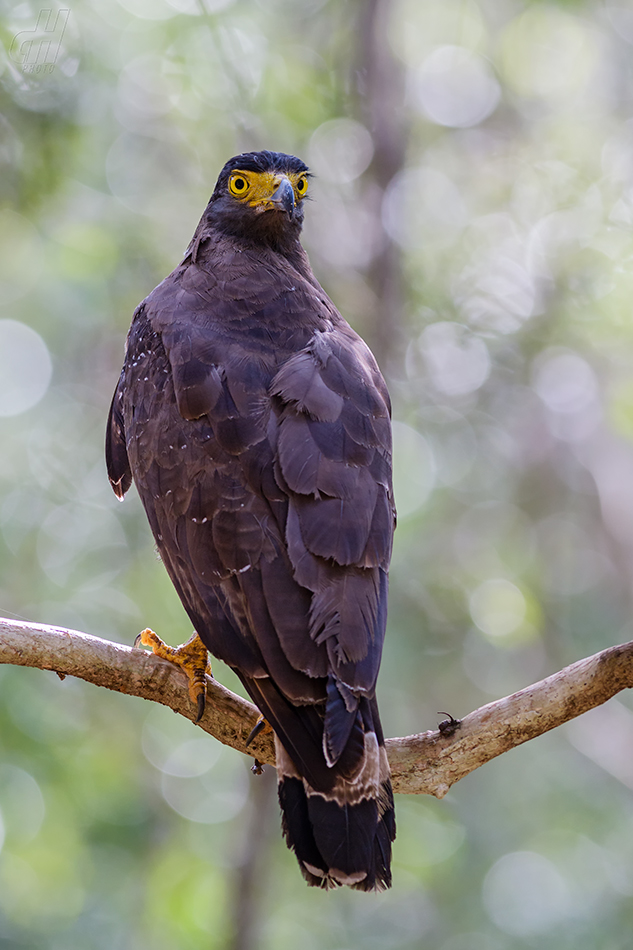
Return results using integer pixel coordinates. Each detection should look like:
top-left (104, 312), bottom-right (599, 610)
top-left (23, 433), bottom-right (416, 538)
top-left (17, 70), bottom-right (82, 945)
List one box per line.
top-left (134, 629), bottom-right (211, 722)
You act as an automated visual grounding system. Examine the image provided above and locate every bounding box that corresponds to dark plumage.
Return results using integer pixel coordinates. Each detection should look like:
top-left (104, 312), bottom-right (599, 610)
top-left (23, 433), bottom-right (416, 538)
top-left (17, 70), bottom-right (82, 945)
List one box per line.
top-left (106, 150), bottom-right (396, 890)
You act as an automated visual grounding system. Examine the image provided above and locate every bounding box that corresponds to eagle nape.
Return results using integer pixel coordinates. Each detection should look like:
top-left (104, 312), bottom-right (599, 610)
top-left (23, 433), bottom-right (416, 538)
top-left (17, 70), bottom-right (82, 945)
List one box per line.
top-left (107, 150), bottom-right (396, 891)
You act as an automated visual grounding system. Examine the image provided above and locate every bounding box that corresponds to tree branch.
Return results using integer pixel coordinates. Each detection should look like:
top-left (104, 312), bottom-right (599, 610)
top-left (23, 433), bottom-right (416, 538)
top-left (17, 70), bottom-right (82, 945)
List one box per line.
top-left (1, 617), bottom-right (631, 796)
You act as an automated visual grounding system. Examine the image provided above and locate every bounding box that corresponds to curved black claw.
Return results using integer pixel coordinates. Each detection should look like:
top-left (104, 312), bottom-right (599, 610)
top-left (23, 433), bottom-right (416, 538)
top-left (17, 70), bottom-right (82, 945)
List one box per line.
top-left (246, 718), bottom-right (267, 747)
top-left (251, 759), bottom-right (265, 775)
top-left (196, 692), bottom-right (206, 723)
top-left (133, 633), bottom-right (143, 649)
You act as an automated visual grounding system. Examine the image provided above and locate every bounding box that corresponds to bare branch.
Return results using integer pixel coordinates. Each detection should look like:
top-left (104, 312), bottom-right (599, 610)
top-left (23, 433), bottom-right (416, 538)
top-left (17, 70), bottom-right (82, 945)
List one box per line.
top-left (389, 641), bottom-right (633, 796)
top-left (0, 618), bottom-right (275, 765)
top-left (1, 617), bottom-right (631, 796)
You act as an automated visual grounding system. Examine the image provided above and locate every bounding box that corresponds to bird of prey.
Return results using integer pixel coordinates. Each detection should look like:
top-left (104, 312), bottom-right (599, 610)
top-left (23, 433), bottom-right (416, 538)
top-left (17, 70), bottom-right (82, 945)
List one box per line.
top-left (106, 150), bottom-right (396, 890)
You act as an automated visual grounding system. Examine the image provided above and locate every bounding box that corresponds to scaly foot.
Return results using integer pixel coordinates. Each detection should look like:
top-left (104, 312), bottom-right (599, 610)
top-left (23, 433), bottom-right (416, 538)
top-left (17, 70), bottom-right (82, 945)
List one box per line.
top-left (135, 629), bottom-right (212, 722)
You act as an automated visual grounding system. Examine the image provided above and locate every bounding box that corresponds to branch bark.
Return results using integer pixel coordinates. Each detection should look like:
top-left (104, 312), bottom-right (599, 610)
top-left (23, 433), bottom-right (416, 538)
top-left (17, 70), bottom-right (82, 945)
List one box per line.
top-left (1, 617), bottom-right (631, 796)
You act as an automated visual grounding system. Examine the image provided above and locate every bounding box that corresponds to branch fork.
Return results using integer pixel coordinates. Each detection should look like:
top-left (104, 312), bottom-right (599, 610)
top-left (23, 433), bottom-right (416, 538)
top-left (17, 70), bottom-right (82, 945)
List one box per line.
top-left (1, 618), bottom-right (631, 796)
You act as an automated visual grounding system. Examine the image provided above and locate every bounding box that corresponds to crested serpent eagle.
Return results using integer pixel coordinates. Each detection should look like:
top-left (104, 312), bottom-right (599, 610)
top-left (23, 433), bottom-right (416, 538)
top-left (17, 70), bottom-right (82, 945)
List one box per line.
top-left (106, 150), bottom-right (396, 890)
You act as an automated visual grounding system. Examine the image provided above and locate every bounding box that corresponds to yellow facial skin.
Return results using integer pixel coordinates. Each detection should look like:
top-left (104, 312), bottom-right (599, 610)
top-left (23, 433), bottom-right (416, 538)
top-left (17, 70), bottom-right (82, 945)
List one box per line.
top-left (228, 169), bottom-right (309, 210)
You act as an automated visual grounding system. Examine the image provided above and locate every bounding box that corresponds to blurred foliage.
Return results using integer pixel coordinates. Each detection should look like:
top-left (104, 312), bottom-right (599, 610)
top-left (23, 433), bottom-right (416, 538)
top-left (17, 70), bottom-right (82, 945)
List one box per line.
top-left (2, 0), bottom-right (633, 947)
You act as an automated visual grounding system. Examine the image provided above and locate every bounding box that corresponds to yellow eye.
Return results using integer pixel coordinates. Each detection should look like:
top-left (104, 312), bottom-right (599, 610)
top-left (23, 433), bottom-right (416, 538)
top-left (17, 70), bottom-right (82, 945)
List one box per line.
top-left (229, 174), bottom-right (250, 197)
top-left (296, 175), bottom-right (308, 198)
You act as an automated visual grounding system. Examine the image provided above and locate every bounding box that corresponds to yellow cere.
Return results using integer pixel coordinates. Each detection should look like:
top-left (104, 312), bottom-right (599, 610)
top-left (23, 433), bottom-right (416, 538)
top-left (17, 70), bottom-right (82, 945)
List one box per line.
top-left (228, 169), bottom-right (308, 206)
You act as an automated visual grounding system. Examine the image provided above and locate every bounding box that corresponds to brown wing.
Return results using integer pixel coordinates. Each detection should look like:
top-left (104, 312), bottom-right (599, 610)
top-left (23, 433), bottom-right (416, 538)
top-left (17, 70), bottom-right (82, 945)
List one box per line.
top-left (270, 325), bottom-right (394, 762)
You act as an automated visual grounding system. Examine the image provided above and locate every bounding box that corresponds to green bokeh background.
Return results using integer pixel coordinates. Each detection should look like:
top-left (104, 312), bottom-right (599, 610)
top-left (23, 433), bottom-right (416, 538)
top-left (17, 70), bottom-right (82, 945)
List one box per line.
top-left (2, 0), bottom-right (633, 947)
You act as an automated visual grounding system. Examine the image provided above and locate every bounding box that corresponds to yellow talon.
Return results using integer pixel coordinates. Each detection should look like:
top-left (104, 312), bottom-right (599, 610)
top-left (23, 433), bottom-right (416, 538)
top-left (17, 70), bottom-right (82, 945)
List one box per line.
top-left (135, 629), bottom-right (212, 721)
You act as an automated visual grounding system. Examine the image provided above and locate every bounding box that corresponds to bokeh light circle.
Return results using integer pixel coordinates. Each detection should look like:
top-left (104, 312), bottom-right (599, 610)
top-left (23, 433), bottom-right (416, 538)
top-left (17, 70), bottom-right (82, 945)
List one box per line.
top-left (0, 320), bottom-right (52, 417)
top-left (483, 851), bottom-right (571, 935)
top-left (392, 421), bottom-right (436, 518)
top-left (469, 578), bottom-right (526, 639)
top-left (419, 322), bottom-right (491, 396)
top-left (412, 45), bottom-right (501, 128)
top-left (308, 118), bottom-right (374, 184)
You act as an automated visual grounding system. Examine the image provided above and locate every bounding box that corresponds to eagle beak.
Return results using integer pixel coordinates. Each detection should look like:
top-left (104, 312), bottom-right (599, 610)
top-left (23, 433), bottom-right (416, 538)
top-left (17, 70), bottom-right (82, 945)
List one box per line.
top-left (270, 177), bottom-right (295, 216)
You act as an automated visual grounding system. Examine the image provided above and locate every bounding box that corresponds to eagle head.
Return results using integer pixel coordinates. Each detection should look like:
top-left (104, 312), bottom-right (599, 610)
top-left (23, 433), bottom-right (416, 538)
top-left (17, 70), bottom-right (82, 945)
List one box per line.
top-left (204, 150), bottom-right (311, 249)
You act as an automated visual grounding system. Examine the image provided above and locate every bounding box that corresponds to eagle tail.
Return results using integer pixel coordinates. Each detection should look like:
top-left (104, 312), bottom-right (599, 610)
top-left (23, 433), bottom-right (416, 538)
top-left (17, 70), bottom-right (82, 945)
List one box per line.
top-left (245, 675), bottom-right (395, 890)
top-left (277, 736), bottom-right (395, 891)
